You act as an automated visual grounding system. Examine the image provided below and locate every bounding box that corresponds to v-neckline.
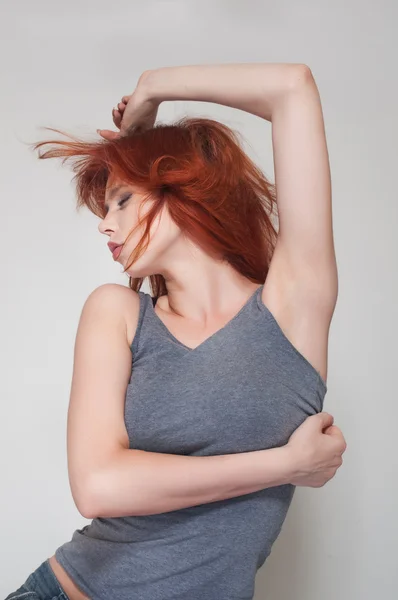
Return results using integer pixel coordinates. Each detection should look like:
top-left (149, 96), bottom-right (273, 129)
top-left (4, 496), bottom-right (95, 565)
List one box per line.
top-left (149, 284), bottom-right (264, 353)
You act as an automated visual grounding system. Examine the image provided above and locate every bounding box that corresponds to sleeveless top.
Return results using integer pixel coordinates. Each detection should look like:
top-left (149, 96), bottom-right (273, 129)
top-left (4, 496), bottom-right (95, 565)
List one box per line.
top-left (55, 283), bottom-right (327, 600)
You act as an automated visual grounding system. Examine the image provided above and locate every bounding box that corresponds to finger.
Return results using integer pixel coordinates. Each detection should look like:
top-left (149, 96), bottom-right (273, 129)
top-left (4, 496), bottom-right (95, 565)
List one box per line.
top-left (318, 412), bottom-right (334, 430)
top-left (339, 434), bottom-right (348, 452)
top-left (117, 102), bottom-right (126, 112)
top-left (324, 425), bottom-right (339, 436)
top-left (112, 108), bottom-right (122, 129)
top-left (97, 129), bottom-right (121, 141)
top-left (121, 95), bottom-right (131, 104)
top-left (327, 427), bottom-right (346, 449)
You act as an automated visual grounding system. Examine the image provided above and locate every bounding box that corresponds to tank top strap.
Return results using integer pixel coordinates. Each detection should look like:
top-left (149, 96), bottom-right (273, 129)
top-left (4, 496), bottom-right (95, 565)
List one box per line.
top-left (130, 291), bottom-right (152, 357)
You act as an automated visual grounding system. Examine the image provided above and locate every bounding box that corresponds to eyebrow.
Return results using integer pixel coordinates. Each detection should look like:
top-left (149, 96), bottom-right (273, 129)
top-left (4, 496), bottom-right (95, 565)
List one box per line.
top-left (104, 185), bottom-right (127, 210)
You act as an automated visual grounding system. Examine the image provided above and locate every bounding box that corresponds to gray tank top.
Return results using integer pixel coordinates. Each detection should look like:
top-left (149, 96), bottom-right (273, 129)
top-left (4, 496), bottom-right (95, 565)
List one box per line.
top-left (55, 283), bottom-right (327, 600)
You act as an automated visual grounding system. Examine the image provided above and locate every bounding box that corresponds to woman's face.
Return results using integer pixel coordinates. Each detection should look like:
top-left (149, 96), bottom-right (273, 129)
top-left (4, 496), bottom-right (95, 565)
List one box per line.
top-left (98, 178), bottom-right (181, 277)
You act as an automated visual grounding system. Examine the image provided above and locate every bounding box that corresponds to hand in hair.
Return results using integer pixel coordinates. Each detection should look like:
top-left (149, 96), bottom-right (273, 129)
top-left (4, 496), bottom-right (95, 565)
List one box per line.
top-left (97, 70), bottom-right (160, 141)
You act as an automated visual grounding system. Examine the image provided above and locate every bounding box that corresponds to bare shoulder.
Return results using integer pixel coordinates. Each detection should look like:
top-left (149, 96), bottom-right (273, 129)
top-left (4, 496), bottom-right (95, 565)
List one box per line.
top-left (85, 283), bottom-right (140, 348)
top-left (261, 243), bottom-right (338, 387)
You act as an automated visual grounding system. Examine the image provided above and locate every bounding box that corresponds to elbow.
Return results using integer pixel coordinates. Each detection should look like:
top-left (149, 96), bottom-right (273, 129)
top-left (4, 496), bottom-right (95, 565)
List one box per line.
top-left (288, 64), bottom-right (314, 91)
top-left (76, 468), bottom-right (120, 519)
top-left (72, 451), bottom-right (143, 519)
top-left (78, 497), bottom-right (98, 520)
top-left (72, 474), bottom-right (101, 519)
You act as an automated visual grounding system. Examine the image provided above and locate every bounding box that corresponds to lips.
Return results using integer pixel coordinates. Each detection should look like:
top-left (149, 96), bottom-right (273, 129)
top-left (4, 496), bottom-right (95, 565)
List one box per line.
top-left (107, 242), bottom-right (123, 259)
top-left (108, 242), bottom-right (122, 253)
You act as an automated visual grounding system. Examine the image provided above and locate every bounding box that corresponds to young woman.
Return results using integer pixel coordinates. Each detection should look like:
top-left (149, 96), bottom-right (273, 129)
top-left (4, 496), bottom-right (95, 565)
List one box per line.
top-left (7, 63), bottom-right (346, 600)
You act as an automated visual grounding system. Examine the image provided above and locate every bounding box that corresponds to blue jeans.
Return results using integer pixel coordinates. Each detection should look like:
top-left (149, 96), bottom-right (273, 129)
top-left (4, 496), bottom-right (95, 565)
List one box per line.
top-left (5, 559), bottom-right (71, 600)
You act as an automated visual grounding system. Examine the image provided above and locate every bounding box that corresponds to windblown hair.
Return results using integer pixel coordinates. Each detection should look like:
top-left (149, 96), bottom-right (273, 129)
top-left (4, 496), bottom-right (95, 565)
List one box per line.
top-left (32, 117), bottom-right (279, 298)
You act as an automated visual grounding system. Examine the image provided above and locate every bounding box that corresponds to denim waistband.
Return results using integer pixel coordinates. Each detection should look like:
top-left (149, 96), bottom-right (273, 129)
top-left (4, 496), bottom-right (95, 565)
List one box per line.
top-left (24, 559), bottom-right (70, 599)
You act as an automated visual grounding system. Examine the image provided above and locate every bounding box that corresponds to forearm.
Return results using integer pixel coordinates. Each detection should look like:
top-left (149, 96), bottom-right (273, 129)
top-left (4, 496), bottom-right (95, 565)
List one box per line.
top-left (86, 446), bottom-right (294, 518)
top-left (143, 62), bottom-right (309, 122)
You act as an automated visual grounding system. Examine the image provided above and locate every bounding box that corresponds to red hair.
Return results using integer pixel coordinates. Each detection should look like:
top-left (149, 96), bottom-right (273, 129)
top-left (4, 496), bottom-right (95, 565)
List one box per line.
top-left (32, 117), bottom-right (278, 298)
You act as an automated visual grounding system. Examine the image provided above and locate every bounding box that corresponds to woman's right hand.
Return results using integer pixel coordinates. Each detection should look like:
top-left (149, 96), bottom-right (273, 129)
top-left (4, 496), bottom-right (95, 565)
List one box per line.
top-left (285, 412), bottom-right (347, 487)
top-left (97, 71), bottom-right (160, 141)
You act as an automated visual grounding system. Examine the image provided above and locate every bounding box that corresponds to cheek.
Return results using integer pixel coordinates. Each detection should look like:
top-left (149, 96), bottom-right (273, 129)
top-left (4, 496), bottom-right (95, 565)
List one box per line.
top-left (122, 215), bottom-right (153, 252)
top-left (123, 204), bottom-right (176, 251)
top-left (121, 206), bottom-right (142, 236)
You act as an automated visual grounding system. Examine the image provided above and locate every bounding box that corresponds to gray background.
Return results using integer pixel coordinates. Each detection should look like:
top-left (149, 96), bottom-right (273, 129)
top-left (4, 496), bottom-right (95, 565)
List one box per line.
top-left (1, 0), bottom-right (396, 598)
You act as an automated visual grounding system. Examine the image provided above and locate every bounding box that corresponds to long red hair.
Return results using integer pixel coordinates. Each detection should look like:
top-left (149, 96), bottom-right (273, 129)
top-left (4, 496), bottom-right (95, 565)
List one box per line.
top-left (32, 117), bottom-right (278, 298)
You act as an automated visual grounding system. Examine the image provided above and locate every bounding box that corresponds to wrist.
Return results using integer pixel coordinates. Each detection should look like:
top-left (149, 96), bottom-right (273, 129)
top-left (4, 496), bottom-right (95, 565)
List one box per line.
top-left (278, 444), bottom-right (299, 485)
top-left (138, 69), bottom-right (163, 105)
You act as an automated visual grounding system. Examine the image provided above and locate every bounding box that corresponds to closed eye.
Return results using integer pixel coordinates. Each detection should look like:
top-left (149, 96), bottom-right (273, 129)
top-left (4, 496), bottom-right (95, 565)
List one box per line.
top-left (118, 193), bottom-right (132, 208)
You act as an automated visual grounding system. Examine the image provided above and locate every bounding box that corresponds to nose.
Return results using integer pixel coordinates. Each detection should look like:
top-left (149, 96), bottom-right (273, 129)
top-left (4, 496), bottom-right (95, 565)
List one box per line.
top-left (98, 217), bottom-right (114, 236)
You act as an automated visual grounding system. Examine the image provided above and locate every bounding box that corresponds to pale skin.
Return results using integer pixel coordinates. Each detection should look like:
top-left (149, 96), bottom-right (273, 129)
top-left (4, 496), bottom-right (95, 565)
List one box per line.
top-left (47, 63), bottom-right (346, 600)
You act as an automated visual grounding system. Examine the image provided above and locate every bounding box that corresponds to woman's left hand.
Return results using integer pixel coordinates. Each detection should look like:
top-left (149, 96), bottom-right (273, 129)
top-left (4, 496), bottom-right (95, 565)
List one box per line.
top-left (97, 71), bottom-right (160, 141)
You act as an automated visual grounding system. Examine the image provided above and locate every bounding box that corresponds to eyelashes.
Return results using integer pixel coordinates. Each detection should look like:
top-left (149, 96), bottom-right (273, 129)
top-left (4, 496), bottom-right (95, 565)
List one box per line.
top-left (102, 193), bottom-right (132, 217)
top-left (118, 193), bottom-right (132, 208)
